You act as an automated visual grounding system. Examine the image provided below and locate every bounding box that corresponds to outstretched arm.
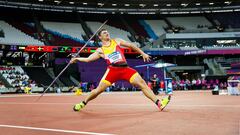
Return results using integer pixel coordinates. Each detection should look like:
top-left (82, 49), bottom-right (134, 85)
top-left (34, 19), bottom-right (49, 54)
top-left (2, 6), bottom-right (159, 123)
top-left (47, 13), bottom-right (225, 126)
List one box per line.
top-left (70, 48), bottom-right (102, 63)
top-left (116, 38), bottom-right (151, 62)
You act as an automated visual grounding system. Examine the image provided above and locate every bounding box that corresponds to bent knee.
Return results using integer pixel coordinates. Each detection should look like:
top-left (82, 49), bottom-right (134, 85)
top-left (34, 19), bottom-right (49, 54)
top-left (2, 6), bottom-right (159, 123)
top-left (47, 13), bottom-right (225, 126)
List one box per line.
top-left (93, 87), bottom-right (106, 93)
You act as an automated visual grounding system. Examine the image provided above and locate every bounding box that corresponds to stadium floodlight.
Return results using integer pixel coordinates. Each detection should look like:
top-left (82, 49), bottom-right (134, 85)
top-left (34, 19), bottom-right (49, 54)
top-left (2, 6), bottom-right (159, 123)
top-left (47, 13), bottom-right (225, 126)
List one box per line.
top-left (69, 2), bottom-right (74, 4)
top-left (54, 0), bottom-right (61, 4)
top-left (83, 2), bottom-right (87, 5)
top-left (153, 4), bottom-right (158, 7)
top-left (209, 2), bottom-right (214, 5)
top-left (97, 3), bottom-right (104, 6)
top-left (125, 4), bottom-right (130, 6)
top-left (181, 3), bottom-right (188, 7)
top-left (139, 4), bottom-right (146, 7)
top-left (112, 3), bottom-right (117, 6)
top-left (166, 4), bottom-right (171, 7)
top-left (224, 1), bottom-right (231, 5)
top-left (196, 3), bottom-right (201, 6)
top-left (38, 0), bottom-right (43, 2)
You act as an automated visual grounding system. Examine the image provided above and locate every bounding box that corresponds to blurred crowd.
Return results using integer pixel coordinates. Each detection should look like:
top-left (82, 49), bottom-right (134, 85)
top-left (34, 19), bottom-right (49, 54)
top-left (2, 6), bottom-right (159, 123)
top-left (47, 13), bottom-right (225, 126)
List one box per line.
top-left (147, 74), bottom-right (228, 93)
top-left (172, 79), bottom-right (228, 90)
top-left (1, 68), bottom-right (31, 87)
top-left (4, 70), bottom-right (29, 87)
top-left (74, 77), bottom-right (228, 94)
top-left (0, 66), bottom-right (37, 94)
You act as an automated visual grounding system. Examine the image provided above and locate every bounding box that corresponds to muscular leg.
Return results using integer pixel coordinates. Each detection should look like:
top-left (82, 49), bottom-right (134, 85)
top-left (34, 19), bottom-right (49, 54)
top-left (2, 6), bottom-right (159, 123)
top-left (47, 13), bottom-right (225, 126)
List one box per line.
top-left (130, 73), bottom-right (158, 103)
top-left (73, 81), bottom-right (110, 111)
top-left (84, 82), bottom-right (110, 104)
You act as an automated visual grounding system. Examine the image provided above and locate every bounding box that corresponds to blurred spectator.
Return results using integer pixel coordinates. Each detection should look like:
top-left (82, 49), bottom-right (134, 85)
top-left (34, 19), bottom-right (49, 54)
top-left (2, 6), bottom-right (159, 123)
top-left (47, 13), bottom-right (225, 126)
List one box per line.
top-left (223, 82), bottom-right (227, 89)
top-left (0, 81), bottom-right (5, 88)
top-left (196, 78), bottom-right (201, 89)
top-left (220, 82), bottom-right (224, 89)
top-left (201, 79), bottom-right (206, 89)
top-left (185, 79), bottom-right (191, 90)
top-left (172, 80), bottom-right (177, 90)
top-left (160, 80), bottom-right (165, 92)
top-left (210, 79), bottom-right (214, 89)
top-left (192, 79), bottom-right (196, 90)
top-left (150, 74), bottom-right (160, 95)
top-left (180, 80), bottom-right (185, 90)
top-left (22, 80), bottom-right (28, 87)
top-left (215, 79), bottom-right (220, 87)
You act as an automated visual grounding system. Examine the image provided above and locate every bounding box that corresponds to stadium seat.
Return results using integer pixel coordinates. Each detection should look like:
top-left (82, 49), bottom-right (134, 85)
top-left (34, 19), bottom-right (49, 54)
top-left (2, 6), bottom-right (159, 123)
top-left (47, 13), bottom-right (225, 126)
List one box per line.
top-left (167, 17), bottom-right (212, 33)
top-left (86, 21), bottom-right (131, 42)
top-left (144, 20), bottom-right (168, 37)
top-left (41, 21), bottom-right (86, 41)
top-left (0, 21), bottom-right (44, 45)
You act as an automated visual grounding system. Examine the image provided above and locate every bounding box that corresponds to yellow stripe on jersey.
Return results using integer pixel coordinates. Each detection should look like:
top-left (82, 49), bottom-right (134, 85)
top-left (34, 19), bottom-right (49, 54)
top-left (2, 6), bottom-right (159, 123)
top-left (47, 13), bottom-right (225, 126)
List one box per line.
top-left (101, 39), bottom-right (117, 55)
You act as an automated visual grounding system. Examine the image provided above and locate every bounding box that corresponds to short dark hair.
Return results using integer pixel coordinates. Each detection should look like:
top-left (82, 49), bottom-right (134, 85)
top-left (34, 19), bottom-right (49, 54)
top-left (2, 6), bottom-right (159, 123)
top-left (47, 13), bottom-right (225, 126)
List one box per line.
top-left (97, 29), bottom-right (107, 36)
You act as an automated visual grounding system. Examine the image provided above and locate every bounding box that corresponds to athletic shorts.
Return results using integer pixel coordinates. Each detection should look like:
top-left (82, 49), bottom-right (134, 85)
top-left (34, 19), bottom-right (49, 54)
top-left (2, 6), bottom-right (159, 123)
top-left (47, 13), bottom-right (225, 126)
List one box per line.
top-left (100, 66), bottom-right (138, 86)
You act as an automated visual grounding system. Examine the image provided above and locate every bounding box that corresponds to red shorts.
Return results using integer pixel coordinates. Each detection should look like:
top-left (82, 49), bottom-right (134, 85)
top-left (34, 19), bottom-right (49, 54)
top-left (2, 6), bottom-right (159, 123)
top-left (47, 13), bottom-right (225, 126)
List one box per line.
top-left (101, 66), bottom-right (138, 86)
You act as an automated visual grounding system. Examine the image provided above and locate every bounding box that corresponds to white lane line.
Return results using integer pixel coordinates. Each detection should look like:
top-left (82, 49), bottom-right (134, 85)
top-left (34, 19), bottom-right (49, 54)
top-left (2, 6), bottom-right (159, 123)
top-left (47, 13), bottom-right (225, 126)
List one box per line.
top-left (0, 102), bottom-right (240, 108)
top-left (0, 124), bottom-right (114, 135)
top-left (0, 92), bottom-right (142, 98)
top-left (0, 102), bottom-right (73, 105)
top-left (0, 94), bottom-right (75, 98)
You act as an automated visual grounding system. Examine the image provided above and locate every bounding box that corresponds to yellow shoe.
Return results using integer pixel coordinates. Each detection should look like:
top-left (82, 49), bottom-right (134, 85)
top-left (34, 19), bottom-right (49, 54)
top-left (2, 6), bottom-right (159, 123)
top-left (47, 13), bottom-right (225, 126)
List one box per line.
top-left (73, 101), bottom-right (86, 111)
top-left (158, 95), bottom-right (171, 111)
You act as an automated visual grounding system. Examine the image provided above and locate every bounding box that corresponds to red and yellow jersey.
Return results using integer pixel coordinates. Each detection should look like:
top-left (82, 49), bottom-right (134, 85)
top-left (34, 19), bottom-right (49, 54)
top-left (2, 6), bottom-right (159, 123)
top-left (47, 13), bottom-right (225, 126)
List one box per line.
top-left (101, 39), bottom-right (127, 65)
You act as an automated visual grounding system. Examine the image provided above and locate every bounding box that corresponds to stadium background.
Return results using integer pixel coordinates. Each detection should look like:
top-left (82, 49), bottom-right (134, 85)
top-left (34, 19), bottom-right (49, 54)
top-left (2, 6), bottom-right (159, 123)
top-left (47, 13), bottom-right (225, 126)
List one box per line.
top-left (0, 0), bottom-right (240, 93)
top-left (0, 1), bottom-right (240, 135)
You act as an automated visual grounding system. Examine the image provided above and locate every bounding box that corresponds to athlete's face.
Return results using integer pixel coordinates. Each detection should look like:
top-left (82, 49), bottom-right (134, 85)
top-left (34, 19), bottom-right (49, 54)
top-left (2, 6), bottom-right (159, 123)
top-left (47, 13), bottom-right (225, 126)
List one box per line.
top-left (99, 30), bottom-right (110, 41)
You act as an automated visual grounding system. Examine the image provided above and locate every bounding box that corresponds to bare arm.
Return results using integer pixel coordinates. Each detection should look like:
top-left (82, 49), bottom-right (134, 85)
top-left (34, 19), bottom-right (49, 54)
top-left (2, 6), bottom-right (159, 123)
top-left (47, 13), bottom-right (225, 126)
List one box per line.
top-left (115, 38), bottom-right (151, 62)
top-left (70, 48), bottom-right (102, 63)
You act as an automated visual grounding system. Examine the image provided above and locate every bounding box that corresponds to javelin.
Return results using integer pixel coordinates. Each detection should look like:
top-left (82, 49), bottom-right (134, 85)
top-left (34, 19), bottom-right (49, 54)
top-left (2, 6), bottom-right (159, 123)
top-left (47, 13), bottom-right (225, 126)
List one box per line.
top-left (35, 20), bottom-right (108, 102)
top-left (39, 52), bottom-right (47, 59)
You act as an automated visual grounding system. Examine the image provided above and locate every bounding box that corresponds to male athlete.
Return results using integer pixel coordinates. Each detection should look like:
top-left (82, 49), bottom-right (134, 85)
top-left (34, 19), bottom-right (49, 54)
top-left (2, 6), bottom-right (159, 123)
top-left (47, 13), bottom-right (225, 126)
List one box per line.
top-left (70, 29), bottom-right (171, 111)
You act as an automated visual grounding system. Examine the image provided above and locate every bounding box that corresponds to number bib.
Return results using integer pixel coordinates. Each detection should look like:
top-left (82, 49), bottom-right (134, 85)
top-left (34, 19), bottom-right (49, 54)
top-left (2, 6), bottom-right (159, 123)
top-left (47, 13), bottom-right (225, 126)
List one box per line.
top-left (107, 51), bottom-right (123, 64)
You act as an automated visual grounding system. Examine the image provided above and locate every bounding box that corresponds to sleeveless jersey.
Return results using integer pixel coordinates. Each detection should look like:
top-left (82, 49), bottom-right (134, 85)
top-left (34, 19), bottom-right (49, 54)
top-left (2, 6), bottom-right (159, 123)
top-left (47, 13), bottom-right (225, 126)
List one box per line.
top-left (101, 39), bottom-right (127, 65)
